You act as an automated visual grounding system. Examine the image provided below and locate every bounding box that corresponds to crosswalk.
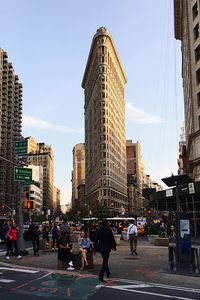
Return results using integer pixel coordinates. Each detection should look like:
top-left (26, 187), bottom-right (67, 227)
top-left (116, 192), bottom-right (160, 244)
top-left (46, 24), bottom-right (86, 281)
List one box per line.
top-left (0, 265), bottom-right (39, 289)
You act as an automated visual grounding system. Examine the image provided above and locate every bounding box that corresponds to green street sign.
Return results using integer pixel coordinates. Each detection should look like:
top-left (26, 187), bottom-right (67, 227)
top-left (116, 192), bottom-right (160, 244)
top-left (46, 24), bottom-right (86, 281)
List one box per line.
top-left (14, 140), bottom-right (28, 155)
top-left (14, 167), bottom-right (32, 182)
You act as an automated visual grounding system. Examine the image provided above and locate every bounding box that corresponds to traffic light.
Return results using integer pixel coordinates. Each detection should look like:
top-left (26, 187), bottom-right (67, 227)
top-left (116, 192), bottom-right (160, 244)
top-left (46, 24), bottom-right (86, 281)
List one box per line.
top-left (27, 201), bottom-right (32, 209)
top-left (23, 200), bottom-right (36, 209)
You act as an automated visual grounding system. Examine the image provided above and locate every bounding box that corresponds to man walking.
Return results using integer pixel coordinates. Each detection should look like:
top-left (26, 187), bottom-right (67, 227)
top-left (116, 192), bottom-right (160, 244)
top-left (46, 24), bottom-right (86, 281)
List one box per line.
top-left (127, 220), bottom-right (138, 255)
top-left (95, 219), bottom-right (116, 283)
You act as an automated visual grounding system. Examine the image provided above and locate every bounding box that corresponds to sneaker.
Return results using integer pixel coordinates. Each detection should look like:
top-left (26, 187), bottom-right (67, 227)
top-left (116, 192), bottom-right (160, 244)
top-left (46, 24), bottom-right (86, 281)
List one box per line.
top-left (6, 256), bottom-right (10, 260)
top-left (68, 261), bottom-right (73, 267)
top-left (52, 248), bottom-right (55, 251)
top-left (134, 250), bottom-right (138, 256)
top-left (67, 266), bottom-right (75, 271)
top-left (17, 255), bottom-right (22, 259)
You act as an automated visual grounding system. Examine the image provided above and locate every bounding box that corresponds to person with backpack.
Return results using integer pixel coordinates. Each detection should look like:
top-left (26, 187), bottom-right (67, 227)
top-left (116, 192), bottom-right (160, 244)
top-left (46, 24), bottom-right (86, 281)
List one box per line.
top-left (6, 221), bottom-right (22, 260)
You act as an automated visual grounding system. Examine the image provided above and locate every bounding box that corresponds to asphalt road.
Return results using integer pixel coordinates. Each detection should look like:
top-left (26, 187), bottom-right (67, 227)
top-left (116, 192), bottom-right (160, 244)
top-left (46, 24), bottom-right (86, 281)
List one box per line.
top-left (0, 264), bottom-right (200, 300)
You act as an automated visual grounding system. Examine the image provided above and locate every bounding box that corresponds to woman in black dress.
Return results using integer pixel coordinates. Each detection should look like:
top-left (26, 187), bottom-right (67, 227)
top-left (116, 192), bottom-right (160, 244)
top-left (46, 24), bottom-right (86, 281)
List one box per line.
top-left (57, 231), bottom-right (74, 270)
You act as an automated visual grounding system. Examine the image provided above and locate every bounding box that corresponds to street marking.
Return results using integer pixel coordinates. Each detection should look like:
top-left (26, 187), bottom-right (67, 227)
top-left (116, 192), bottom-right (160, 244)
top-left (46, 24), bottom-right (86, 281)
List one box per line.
top-left (0, 279), bottom-right (15, 283)
top-left (0, 267), bottom-right (38, 274)
top-left (117, 278), bottom-right (200, 293)
top-left (15, 272), bottom-right (52, 290)
top-left (105, 285), bottom-right (196, 299)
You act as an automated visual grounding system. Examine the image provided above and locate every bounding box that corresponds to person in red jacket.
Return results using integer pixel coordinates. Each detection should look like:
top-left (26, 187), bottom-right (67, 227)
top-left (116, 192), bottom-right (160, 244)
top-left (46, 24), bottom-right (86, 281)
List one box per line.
top-left (6, 222), bottom-right (22, 260)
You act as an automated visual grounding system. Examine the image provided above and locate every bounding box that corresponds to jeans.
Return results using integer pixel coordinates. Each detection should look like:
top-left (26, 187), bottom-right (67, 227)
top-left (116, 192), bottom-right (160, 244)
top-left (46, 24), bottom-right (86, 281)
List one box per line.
top-left (99, 251), bottom-right (110, 280)
top-left (6, 240), bottom-right (19, 256)
top-left (32, 238), bottom-right (39, 255)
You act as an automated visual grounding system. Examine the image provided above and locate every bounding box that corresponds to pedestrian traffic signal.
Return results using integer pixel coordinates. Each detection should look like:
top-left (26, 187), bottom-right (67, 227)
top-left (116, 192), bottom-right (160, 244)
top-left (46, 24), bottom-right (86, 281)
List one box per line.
top-left (23, 200), bottom-right (36, 209)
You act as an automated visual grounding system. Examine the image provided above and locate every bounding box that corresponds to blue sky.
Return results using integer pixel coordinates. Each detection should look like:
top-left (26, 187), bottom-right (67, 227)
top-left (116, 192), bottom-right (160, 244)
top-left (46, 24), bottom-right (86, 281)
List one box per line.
top-left (0, 0), bottom-right (184, 204)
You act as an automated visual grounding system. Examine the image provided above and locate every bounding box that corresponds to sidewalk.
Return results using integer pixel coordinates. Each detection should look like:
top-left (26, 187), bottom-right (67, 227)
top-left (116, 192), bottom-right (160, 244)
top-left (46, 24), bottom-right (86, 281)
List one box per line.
top-left (0, 237), bottom-right (199, 289)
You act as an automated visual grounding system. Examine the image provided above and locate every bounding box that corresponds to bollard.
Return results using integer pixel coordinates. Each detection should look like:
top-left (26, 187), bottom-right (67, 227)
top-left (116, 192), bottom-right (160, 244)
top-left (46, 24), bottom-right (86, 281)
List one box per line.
top-left (168, 246), bottom-right (174, 271)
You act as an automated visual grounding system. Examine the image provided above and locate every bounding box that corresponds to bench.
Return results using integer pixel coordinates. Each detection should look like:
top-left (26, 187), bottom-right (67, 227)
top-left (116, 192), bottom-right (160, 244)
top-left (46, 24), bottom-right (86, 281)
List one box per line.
top-left (72, 242), bottom-right (94, 269)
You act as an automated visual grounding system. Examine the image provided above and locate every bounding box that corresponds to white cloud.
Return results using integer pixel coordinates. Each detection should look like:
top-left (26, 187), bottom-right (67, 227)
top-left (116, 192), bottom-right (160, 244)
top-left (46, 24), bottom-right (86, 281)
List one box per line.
top-left (126, 102), bottom-right (162, 124)
top-left (22, 115), bottom-right (83, 134)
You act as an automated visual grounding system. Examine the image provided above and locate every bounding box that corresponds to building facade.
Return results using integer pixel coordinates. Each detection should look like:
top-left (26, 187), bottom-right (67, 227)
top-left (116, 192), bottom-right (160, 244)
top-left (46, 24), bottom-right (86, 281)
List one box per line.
top-left (53, 186), bottom-right (61, 216)
top-left (82, 27), bottom-right (127, 215)
top-left (26, 137), bottom-right (54, 214)
top-left (174, 0), bottom-right (200, 181)
top-left (0, 49), bottom-right (22, 210)
top-left (71, 143), bottom-right (85, 208)
top-left (126, 140), bottom-right (144, 215)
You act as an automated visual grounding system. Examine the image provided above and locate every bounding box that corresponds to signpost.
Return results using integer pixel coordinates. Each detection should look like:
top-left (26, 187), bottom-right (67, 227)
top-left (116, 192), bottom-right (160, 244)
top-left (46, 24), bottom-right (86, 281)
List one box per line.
top-left (14, 167), bottom-right (32, 182)
top-left (14, 140), bottom-right (28, 156)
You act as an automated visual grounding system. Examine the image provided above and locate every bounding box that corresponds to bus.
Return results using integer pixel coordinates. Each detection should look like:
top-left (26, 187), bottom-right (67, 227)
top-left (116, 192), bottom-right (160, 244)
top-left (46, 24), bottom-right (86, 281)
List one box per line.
top-left (0, 216), bottom-right (9, 242)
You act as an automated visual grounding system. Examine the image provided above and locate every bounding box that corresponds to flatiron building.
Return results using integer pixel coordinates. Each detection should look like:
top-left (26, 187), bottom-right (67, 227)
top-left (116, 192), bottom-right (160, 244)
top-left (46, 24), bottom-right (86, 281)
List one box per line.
top-left (82, 27), bottom-right (127, 214)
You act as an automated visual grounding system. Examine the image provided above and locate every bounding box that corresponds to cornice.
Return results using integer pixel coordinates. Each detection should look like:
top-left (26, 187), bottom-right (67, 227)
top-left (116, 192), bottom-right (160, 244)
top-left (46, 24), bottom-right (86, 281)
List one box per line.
top-left (82, 27), bottom-right (127, 88)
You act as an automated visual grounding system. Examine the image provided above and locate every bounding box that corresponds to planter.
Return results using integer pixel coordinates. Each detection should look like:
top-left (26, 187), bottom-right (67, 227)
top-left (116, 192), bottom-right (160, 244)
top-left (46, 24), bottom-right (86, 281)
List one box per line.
top-left (114, 234), bottom-right (121, 246)
top-left (147, 234), bottom-right (159, 245)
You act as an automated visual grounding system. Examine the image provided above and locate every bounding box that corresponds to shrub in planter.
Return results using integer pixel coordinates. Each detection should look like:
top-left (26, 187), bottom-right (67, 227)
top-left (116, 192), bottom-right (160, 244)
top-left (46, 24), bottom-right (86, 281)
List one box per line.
top-left (148, 222), bottom-right (159, 235)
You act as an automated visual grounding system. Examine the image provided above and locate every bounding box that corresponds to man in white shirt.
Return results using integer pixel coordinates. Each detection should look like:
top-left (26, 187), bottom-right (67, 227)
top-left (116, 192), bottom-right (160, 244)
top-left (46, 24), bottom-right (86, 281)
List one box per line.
top-left (127, 220), bottom-right (138, 255)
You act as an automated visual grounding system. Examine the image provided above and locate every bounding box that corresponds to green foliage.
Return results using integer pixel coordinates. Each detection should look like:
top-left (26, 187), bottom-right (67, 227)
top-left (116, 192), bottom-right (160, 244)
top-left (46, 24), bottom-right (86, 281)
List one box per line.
top-left (148, 222), bottom-right (159, 235)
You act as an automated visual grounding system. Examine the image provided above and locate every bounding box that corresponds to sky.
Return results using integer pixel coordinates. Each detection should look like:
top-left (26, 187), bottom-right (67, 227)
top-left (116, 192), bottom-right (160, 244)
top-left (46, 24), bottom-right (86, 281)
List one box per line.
top-left (0, 0), bottom-right (184, 205)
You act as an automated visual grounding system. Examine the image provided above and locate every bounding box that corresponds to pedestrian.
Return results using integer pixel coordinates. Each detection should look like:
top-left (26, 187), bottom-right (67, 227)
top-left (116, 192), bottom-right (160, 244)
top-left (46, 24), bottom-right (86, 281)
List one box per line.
top-left (29, 220), bottom-right (41, 256)
top-left (57, 231), bottom-right (74, 271)
top-left (2, 219), bottom-right (13, 256)
top-left (42, 226), bottom-right (50, 248)
top-left (6, 222), bottom-right (22, 260)
top-left (95, 219), bottom-right (116, 282)
top-left (60, 218), bottom-right (71, 234)
top-left (89, 224), bottom-right (97, 255)
top-left (78, 231), bottom-right (92, 270)
top-left (52, 222), bottom-right (60, 251)
top-left (127, 220), bottom-right (138, 255)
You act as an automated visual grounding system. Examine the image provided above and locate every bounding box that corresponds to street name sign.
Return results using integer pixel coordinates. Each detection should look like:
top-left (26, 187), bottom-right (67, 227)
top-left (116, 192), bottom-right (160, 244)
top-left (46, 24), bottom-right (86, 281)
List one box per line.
top-left (14, 140), bottom-right (28, 155)
top-left (14, 167), bottom-right (32, 182)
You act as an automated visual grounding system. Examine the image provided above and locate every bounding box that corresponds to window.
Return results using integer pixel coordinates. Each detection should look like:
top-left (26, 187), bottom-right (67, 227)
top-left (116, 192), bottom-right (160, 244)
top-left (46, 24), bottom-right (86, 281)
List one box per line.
top-left (195, 45), bottom-right (200, 62)
top-left (197, 92), bottom-right (200, 107)
top-left (194, 23), bottom-right (199, 41)
top-left (196, 68), bottom-right (200, 84)
top-left (192, 2), bottom-right (198, 20)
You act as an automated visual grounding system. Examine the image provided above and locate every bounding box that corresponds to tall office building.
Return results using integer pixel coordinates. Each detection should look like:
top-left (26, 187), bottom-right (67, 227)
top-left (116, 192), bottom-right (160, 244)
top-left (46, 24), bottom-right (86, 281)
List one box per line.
top-left (53, 186), bottom-right (61, 216)
top-left (174, 1), bottom-right (200, 181)
top-left (0, 49), bottom-right (22, 209)
top-left (71, 143), bottom-right (85, 208)
top-left (26, 136), bottom-right (54, 214)
top-left (82, 27), bottom-right (127, 213)
top-left (126, 140), bottom-right (144, 215)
